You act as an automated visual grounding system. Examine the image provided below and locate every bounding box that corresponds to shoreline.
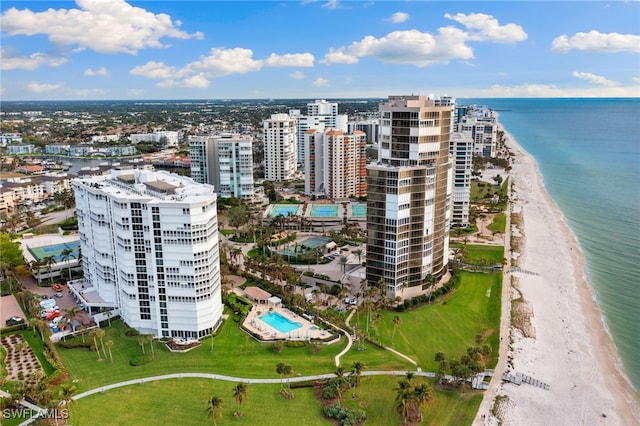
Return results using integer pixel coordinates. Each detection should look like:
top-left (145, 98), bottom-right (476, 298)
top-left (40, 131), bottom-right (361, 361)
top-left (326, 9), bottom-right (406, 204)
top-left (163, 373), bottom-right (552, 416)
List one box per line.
top-left (483, 126), bottom-right (639, 424)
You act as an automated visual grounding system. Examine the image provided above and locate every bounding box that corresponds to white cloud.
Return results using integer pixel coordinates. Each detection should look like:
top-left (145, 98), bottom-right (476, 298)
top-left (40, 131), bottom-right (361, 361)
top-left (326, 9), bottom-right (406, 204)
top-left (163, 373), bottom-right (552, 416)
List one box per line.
top-left (312, 77), bottom-right (329, 87)
top-left (552, 30), bottom-right (640, 53)
top-left (0, 0), bottom-right (203, 55)
top-left (0, 49), bottom-right (68, 70)
top-left (72, 88), bottom-right (108, 97)
top-left (130, 47), bottom-right (312, 89)
top-left (84, 67), bottom-right (109, 77)
top-left (572, 71), bottom-right (617, 87)
top-left (322, 13), bottom-right (526, 66)
top-left (322, 0), bottom-right (340, 10)
top-left (325, 27), bottom-right (473, 67)
top-left (130, 61), bottom-right (180, 79)
top-left (388, 12), bottom-right (409, 24)
top-left (632, 77), bottom-right (640, 85)
top-left (25, 81), bottom-right (63, 93)
top-left (321, 48), bottom-right (359, 65)
top-left (290, 71), bottom-right (305, 80)
top-left (187, 48), bottom-right (263, 77)
top-left (476, 82), bottom-right (638, 98)
top-left (264, 53), bottom-right (314, 67)
top-left (444, 13), bottom-right (527, 43)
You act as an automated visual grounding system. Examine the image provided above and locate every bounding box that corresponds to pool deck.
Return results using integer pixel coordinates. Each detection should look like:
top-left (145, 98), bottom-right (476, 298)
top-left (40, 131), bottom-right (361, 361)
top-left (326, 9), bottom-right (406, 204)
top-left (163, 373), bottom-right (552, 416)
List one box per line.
top-left (242, 305), bottom-right (328, 341)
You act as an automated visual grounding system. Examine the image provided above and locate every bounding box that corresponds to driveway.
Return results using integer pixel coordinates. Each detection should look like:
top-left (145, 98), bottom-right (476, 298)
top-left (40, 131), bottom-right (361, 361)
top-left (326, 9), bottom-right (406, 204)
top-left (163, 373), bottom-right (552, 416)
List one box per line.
top-left (0, 294), bottom-right (26, 326)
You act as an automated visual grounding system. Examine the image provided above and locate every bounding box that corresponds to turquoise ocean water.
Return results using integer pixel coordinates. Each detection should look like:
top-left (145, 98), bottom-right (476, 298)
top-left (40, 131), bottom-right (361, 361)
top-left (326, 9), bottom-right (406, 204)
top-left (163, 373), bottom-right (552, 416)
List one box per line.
top-left (462, 98), bottom-right (640, 391)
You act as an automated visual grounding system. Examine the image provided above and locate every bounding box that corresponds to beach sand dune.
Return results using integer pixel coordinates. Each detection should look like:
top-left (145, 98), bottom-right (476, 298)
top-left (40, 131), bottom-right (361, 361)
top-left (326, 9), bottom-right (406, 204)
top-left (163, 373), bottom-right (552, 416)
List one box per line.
top-left (478, 131), bottom-right (640, 425)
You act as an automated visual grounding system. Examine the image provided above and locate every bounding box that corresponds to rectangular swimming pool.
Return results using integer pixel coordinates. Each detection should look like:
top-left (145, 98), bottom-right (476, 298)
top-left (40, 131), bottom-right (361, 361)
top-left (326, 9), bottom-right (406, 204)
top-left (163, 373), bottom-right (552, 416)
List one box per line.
top-left (258, 311), bottom-right (302, 333)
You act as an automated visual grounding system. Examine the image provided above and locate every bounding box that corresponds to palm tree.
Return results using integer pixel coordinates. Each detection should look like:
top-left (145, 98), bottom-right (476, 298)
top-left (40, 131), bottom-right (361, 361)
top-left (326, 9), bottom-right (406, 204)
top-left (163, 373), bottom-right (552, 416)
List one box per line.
top-left (92, 332), bottom-right (101, 361)
top-left (58, 384), bottom-right (77, 418)
top-left (103, 309), bottom-right (113, 326)
top-left (333, 367), bottom-right (346, 406)
top-left (145, 334), bottom-right (155, 357)
top-left (391, 315), bottom-right (401, 346)
top-left (30, 260), bottom-right (43, 285)
top-left (276, 362), bottom-right (287, 388)
top-left (413, 383), bottom-right (432, 422)
top-left (43, 256), bottom-right (56, 284)
top-left (339, 255), bottom-right (347, 274)
top-left (207, 396), bottom-right (223, 426)
top-left (105, 339), bottom-right (114, 363)
top-left (394, 381), bottom-right (413, 426)
top-left (232, 383), bottom-right (248, 416)
top-left (351, 361), bottom-right (365, 388)
top-left (354, 248), bottom-right (363, 264)
top-left (95, 328), bottom-right (107, 360)
top-left (60, 248), bottom-right (74, 281)
top-left (138, 337), bottom-right (146, 355)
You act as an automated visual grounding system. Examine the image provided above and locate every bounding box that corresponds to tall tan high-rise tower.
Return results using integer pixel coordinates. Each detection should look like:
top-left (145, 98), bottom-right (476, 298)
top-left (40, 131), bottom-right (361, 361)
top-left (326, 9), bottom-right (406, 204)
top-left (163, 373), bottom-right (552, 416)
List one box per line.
top-left (366, 95), bottom-right (453, 301)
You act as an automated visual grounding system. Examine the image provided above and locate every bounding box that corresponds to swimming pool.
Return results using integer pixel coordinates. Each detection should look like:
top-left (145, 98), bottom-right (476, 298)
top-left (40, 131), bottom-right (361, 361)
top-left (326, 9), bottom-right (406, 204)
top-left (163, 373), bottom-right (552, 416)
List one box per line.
top-left (258, 311), bottom-right (302, 333)
top-left (310, 204), bottom-right (339, 217)
top-left (269, 204), bottom-right (301, 217)
top-left (351, 203), bottom-right (367, 217)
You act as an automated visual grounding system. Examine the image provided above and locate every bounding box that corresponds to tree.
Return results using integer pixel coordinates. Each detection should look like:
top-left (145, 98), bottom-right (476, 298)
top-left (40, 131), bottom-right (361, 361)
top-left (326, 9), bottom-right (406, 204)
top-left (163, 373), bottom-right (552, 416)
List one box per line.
top-left (30, 259), bottom-right (44, 285)
top-left (391, 315), bottom-right (401, 346)
top-left (95, 328), bottom-right (107, 360)
top-left (207, 396), bottom-right (223, 426)
top-left (58, 384), bottom-right (77, 418)
top-left (138, 337), bottom-right (146, 355)
top-left (232, 383), bottom-right (248, 416)
top-left (351, 361), bottom-right (365, 388)
top-left (145, 334), bottom-right (155, 357)
top-left (105, 339), bottom-right (114, 363)
top-left (394, 380), bottom-right (413, 425)
top-left (60, 248), bottom-right (74, 281)
top-left (413, 383), bottom-right (432, 422)
top-left (354, 248), bottom-right (363, 264)
top-left (43, 256), bottom-right (56, 284)
top-left (91, 332), bottom-right (101, 361)
top-left (339, 255), bottom-right (347, 274)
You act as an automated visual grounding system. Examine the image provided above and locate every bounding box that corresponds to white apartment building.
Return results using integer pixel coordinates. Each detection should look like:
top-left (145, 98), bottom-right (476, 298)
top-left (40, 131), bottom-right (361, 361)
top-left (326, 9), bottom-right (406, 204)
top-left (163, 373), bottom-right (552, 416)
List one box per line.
top-left (189, 134), bottom-right (254, 201)
top-left (449, 132), bottom-right (473, 227)
top-left (367, 95), bottom-right (453, 300)
top-left (304, 129), bottom-right (367, 200)
top-left (263, 114), bottom-right (297, 182)
top-left (130, 131), bottom-right (180, 146)
top-left (72, 169), bottom-right (223, 339)
top-left (457, 112), bottom-right (498, 158)
top-left (291, 100), bottom-right (348, 167)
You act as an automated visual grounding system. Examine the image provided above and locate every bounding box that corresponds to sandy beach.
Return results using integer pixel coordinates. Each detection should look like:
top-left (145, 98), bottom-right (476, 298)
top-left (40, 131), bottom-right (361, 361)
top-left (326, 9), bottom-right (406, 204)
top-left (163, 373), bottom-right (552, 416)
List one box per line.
top-left (478, 129), bottom-right (640, 425)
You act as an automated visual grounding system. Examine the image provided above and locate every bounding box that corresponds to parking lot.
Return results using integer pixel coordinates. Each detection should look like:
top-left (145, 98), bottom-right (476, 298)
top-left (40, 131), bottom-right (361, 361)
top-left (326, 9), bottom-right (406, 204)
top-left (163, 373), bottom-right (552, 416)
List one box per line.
top-left (1, 293), bottom-right (26, 327)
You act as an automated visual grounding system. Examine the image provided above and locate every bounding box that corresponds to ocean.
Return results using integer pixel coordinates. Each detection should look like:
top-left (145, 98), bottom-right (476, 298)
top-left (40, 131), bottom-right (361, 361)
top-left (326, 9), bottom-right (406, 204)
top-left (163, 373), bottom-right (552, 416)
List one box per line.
top-left (461, 98), bottom-right (640, 391)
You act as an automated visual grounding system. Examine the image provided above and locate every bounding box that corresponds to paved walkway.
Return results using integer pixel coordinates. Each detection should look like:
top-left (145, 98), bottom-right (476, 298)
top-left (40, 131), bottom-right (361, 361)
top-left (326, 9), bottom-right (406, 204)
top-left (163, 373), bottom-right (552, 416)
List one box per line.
top-left (72, 370), bottom-right (449, 402)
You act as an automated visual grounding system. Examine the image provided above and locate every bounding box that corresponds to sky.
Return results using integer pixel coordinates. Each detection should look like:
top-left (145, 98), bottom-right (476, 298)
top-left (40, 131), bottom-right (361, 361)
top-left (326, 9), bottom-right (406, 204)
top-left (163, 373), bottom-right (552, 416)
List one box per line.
top-left (1, 1), bottom-right (639, 100)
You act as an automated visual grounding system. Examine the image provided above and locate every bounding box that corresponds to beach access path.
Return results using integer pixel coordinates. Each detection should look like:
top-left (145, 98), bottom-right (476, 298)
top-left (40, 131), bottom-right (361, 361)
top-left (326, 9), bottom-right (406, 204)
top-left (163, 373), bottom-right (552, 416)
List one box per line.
top-left (483, 129), bottom-right (640, 425)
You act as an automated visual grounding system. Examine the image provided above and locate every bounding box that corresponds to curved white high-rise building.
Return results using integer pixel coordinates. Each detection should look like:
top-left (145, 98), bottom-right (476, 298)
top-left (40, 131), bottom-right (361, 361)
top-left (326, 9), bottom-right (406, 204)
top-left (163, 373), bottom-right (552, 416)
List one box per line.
top-left (73, 169), bottom-right (223, 339)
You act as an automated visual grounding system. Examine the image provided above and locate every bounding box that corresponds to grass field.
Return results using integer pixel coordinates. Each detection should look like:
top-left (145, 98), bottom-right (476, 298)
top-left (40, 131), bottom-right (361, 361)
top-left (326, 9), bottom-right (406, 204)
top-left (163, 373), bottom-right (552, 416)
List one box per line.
top-left (355, 271), bottom-right (502, 371)
top-left (58, 244), bottom-right (502, 425)
top-left (451, 244), bottom-right (505, 267)
top-left (70, 375), bottom-right (483, 426)
top-left (487, 213), bottom-right (507, 234)
top-left (58, 316), bottom-right (346, 392)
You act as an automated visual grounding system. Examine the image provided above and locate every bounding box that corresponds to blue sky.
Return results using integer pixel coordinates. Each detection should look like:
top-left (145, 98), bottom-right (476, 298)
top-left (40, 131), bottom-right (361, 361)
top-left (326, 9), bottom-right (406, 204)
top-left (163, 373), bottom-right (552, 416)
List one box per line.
top-left (1, 1), bottom-right (639, 100)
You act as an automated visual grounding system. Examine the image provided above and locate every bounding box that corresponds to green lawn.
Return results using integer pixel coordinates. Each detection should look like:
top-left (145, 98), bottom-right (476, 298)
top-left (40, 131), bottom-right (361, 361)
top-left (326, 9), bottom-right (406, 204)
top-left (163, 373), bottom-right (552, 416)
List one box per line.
top-left (58, 317), bottom-right (346, 392)
top-left (71, 375), bottom-right (482, 426)
top-left (71, 379), bottom-right (327, 426)
top-left (451, 244), bottom-right (505, 266)
top-left (357, 271), bottom-right (502, 371)
top-left (487, 213), bottom-right (507, 234)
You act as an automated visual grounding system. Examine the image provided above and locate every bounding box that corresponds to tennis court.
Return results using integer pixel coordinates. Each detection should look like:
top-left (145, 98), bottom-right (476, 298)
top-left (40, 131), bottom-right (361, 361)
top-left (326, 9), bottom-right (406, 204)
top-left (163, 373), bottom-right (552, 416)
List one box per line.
top-left (276, 236), bottom-right (331, 257)
top-left (268, 204), bottom-right (302, 217)
top-left (309, 204), bottom-right (339, 217)
top-left (351, 203), bottom-right (367, 217)
top-left (28, 241), bottom-right (81, 262)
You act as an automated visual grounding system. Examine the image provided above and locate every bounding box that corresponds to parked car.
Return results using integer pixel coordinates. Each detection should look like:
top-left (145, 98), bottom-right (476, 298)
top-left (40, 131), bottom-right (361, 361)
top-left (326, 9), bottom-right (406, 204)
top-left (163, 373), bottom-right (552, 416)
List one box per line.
top-left (344, 297), bottom-right (357, 305)
top-left (52, 284), bottom-right (64, 291)
top-left (1, 291), bottom-right (11, 297)
top-left (54, 292), bottom-right (63, 298)
top-left (78, 303), bottom-right (85, 310)
top-left (5, 316), bottom-right (25, 327)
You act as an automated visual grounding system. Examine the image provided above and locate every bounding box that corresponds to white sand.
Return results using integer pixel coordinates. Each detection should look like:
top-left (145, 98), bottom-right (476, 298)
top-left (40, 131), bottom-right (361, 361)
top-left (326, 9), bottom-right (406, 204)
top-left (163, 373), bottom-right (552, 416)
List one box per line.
top-left (477, 130), bottom-right (640, 425)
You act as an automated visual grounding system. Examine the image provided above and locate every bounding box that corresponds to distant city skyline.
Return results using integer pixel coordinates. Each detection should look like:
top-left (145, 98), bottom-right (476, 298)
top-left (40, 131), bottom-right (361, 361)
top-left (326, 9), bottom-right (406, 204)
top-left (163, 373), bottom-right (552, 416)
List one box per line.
top-left (1, 1), bottom-right (639, 101)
